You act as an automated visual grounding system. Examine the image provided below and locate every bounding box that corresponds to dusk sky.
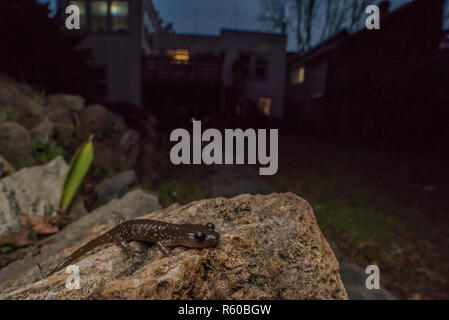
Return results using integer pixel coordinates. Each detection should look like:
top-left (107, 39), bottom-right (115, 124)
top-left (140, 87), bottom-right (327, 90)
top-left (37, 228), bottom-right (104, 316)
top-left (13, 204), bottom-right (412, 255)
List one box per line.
top-left (40, 0), bottom-right (448, 51)
top-left (152, 0), bottom-right (411, 50)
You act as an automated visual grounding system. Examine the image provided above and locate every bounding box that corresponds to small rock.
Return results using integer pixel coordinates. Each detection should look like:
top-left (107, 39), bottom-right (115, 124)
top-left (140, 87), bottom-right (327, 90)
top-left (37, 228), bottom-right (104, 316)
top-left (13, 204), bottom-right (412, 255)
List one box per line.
top-left (95, 170), bottom-right (136, 206)
top-left (45, 95), bottom-right (85, 112)
top-left (0, 157), bottom-right (87, 239)
top-left (0, 121), bottom-right (35, 169)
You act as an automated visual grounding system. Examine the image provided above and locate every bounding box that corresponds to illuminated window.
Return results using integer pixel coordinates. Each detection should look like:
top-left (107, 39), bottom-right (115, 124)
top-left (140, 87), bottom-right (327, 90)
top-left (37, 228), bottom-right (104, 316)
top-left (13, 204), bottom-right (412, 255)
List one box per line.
top-left (258, 97), bottom-right (272, 116)
top-left (165, 49), bottom-right (190, 64)
top-left (111, 1), bottom-right (129, 31)
top-left (90, 1), bottom-right (108, 32)
top-left (291, 66), bottom-right (305, 84)
top-left (69, 0), bottom-right (87, 30)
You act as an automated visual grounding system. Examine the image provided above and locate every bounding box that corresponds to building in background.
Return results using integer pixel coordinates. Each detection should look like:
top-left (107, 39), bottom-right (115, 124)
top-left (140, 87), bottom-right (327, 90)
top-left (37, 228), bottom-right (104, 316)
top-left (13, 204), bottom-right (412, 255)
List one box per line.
top-left (57, 0), bottom-right (162, 105)
top-left (57, 0), bottom-right (286, 120)
top-left (144, 29), bottom-right (287, 119)
top-left (284, 0), bottom-right (446, 139)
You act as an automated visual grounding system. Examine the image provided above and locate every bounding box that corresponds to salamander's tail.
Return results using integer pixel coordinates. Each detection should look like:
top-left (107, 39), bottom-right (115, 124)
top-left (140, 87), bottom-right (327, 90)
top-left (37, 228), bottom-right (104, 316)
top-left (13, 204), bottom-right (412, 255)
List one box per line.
top-left (44, 232), bottom-right (115, 277)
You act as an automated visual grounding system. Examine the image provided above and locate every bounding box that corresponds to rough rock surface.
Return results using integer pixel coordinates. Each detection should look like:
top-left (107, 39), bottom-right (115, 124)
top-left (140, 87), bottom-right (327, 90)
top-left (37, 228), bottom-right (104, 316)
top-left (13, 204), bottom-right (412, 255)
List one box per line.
top-left (79, 104), bottom-right (109, 132)
top-left (0, 121), bottom-right (35, 169)
top-left (0, 157), bottom-right (86, 238)
top-left (0, 75), bottom-right (44, 129)
top-left (94, 129), bottom-right (140, 175)
top-left (29, 116), bottom-right (54, 143)
top-left (44, 103), bottom-right (77, 142)
top-left (0, 189), bottom-right (161, 294)
top-left (95, 170), bottom-right (136, 206)
top-left (1, 193), bottom-right (347, 300)
top-left (45, 95), bottom-right (85, 112)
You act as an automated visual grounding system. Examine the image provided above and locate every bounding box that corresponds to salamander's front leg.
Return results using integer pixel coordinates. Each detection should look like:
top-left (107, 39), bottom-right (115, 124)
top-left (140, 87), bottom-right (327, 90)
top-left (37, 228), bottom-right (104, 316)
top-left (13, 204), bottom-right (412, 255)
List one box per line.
top-left (156, 241), bottom-right (172, 257)
top-left (116, 239), bottom-right (138, 261)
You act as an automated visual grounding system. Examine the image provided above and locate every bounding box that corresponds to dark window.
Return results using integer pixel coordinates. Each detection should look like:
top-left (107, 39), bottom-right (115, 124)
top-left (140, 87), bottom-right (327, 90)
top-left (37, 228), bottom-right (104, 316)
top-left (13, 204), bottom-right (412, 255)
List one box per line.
top-left (238, 53), bottom-right (251, 78)
top-left (255, 55), bottom-right (268, 81)
top-left (90, 1), bottom-right (108, 32)
top-left (110, 1), bottom-right (129, 31)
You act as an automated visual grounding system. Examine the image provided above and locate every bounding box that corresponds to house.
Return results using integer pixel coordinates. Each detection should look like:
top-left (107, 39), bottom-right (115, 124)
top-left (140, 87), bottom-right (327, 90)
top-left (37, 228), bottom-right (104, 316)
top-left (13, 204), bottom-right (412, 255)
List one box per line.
top-left (57, 0), bottom-right (287, 121)
top-left (143, 29), bottom-right (287, 120)
top-left (285, 0), bottom-right (446, 138)
top-left (57, 0), bottom-right (162, 105)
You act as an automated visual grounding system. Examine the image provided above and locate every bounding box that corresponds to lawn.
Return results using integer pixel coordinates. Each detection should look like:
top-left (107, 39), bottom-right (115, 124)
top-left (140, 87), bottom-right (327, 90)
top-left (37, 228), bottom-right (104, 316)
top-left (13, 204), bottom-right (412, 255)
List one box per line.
top-left (263, 135), bottom-right (449, 299)
top-left (143, 135), bottom-right (449, 299)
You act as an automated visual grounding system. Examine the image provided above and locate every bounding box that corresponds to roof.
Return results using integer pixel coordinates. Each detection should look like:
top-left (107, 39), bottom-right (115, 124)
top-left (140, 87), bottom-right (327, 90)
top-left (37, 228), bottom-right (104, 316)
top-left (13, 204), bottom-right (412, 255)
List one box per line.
top-left (287, 30), bottom-right (349, 65)
top-left (287, 0), bottom-right (444, 66)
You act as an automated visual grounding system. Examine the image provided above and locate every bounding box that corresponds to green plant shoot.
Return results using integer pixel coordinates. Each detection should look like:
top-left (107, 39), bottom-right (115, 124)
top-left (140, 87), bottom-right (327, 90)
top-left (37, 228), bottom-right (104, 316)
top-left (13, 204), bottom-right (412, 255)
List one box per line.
top-left (59, 135), bottom-right (94, 214)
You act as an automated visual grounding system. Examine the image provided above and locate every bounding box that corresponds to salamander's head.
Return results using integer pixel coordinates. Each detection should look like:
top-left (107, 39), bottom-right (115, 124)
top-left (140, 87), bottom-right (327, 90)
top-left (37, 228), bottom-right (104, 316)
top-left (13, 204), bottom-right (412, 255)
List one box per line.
top-left (180, 222), bottom-right (220, 249)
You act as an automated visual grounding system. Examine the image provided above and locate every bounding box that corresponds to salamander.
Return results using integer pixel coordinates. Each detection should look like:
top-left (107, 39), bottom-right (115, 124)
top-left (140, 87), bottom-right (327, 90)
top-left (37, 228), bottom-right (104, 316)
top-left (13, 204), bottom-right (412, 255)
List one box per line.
top-left (46, 219), bottom-right (219, 276)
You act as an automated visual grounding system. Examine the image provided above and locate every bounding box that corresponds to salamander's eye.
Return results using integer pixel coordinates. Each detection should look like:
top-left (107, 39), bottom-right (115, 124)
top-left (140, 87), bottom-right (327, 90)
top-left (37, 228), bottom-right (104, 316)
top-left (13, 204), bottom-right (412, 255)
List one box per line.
top-left (195, 231), bottom-right (206, 241)
top-left (206, 223), bottom-right (215, 230)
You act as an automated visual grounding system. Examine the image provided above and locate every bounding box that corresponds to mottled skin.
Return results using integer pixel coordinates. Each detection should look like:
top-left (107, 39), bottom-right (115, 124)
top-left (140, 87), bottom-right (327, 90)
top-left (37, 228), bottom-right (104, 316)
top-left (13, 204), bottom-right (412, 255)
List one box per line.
top-left (47, 219), bottom-right (219, 276)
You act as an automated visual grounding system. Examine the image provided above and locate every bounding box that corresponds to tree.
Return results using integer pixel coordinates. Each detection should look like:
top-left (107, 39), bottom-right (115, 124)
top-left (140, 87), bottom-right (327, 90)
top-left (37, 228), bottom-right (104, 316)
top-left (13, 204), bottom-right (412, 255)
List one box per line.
top-left (0, 0), bottom-right (105, 102)
top-left (257, 0), bottom-right (289, 33)
top-left (259, 0), bottom-right (373, 53)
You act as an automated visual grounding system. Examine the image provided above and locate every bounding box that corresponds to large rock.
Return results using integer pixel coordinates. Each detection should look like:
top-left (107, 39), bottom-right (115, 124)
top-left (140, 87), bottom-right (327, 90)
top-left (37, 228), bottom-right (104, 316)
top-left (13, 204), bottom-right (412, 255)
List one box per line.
top-left (0, 121), bottom-right (35, 169)
top-left (79, 104), bottom-right (109, 133)
top-left (0, 75), bottom-right (44, 129)
top-left (45, 95), bottom-right (85, 112)
top-left (0, 189), bottom-right (161, 294)
top-left (95, 170), bottom-right (136, 206)
top-left (94, 129), bottom-right (140, 175)
top-left (29, 116), bottom-right (54, 143)
top-left (0, 157), bottom-right (86, 239)
top-left (44, 104), bottom-right (77, 143)
top-left (1, 193), bottom-right (348, 300)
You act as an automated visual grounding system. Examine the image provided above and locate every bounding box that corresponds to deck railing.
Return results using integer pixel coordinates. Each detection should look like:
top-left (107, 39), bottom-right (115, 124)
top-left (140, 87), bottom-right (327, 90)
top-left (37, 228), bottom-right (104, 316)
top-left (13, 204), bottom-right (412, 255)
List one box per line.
top-left (143, 56), bottom-right (222, 86)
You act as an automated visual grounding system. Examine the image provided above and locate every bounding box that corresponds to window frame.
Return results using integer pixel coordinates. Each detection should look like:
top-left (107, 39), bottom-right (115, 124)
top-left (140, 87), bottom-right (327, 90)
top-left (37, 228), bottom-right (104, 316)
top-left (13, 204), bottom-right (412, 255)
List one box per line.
top-left (254, 55), bottom-right (269, 82)
top-left (109, 0), bottom-right (131, 33)
top-left (89, 0), bottom-right (109, 33)
top-left (68, 0), bottom-right (131, 34)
